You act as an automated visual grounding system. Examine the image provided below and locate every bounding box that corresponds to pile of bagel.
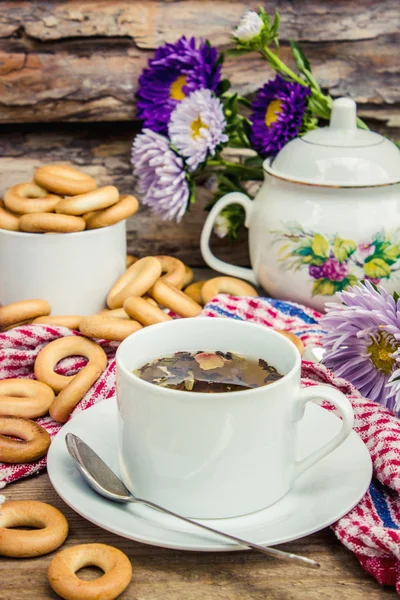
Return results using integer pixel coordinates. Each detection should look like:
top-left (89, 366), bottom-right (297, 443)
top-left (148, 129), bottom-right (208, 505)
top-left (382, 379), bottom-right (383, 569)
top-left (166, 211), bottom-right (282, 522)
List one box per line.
top-left (0, 496), bottom-right (133, 599)
top-left (0, 164), bottom-right (138, 233)
top-left (0, 255), bottom-right (260, 340)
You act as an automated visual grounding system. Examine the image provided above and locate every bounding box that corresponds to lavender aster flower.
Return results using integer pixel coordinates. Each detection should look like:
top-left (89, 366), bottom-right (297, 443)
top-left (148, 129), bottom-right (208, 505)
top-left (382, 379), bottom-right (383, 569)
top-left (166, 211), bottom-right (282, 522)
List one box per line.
top-left (168, 89), bottom-right (228, 171)
top-left (137, 37), bottom-right (221, 135)
top-left (131, 129), bottom-right (189, 222)
top-left (320, 282), bottom-right (400, 414)
top-left (250, 75), bottom-right (310, 157)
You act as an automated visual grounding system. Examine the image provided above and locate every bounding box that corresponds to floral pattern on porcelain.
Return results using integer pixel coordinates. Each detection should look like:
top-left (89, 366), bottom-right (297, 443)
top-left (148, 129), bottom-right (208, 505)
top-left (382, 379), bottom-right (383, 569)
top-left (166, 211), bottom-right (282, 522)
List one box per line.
top-left (272, 224), bottom-right (400, 296)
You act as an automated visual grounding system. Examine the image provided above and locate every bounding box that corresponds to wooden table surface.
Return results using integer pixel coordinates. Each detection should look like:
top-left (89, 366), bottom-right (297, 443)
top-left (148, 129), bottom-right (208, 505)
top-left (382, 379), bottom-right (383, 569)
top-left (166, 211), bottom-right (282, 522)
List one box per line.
top-left (1, 471), bottom-right (396, 599)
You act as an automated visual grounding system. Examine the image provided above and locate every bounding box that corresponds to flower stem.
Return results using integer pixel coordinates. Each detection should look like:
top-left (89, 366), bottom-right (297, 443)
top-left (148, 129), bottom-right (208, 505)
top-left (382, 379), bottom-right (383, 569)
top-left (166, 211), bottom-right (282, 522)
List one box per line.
top-left (207, 159), bottom-right (264, 180)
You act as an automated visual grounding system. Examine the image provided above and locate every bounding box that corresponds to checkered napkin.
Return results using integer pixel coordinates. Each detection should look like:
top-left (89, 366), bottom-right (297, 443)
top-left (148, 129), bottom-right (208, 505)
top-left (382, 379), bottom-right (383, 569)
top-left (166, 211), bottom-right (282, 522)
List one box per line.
top-left (1, 295), bottom-right (400, 592)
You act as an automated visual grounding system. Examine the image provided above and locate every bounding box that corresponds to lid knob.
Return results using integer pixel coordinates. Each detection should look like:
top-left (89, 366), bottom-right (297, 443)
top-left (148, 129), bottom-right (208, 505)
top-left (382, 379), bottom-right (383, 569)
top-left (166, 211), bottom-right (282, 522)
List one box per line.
top-left (329, 97), bottom-right (357, 131)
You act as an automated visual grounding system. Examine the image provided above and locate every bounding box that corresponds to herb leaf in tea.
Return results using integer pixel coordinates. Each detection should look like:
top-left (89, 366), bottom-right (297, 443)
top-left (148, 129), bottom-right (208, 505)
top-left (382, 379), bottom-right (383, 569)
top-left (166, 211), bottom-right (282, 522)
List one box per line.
top-left (135, 351), bottom-right (283, 393)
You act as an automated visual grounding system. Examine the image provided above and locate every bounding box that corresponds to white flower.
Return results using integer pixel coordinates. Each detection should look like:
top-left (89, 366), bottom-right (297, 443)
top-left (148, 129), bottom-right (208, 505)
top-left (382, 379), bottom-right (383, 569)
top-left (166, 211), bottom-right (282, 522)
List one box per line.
top-left (233, 11), bottom-right (264, 42)
top-left (168, 89), bottom-right (228, 171)
top-left (213, 213), bottom-right (230, 239)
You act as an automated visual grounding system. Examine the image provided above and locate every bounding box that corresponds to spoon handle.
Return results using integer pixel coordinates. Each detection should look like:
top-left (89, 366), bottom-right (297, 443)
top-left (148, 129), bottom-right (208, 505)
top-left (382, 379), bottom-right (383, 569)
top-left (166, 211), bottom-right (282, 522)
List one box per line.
top-left (135, 496), bottom-right (319, 569)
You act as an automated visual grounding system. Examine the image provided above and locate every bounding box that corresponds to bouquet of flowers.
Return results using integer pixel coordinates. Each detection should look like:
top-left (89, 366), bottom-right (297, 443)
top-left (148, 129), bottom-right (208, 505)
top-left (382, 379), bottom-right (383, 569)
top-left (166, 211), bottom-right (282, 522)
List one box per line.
top-left (131, 8), bottom-right (368, 239)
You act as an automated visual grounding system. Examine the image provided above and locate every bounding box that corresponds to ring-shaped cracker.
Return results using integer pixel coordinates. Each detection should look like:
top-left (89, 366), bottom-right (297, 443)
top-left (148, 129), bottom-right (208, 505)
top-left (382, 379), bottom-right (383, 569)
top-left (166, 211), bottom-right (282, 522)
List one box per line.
top-left (155, 256), bottom-right (186, 289)
top-left (0, 500), bottom-right (68, 557)
top-left (32, 315), bottom-right (82, 329)
top-left (182, 265), bottom-right (194, 288)
top-left (79, 315), bottom-right (142, 342)
top-left (0, 416), bottom-right (50, 463)
top-left (123, 296), bottom-right (172, 326)
top-left (4, 183), bottom-right (61, 214)
top-left (49, 362), bottom-right (104, 423)
top-left (183, 280), bottom-right (206, 305)
top-left (0, 378), bottom-right (55, 418)
top-left (34, 165), bottom-right (97, 196)
top-left (0, 200), bottom-right (19, 231)
top-left (151, 279), bottom-right (202, 318)
top-left (107, 257), bottom-right (162, 309)
top-left (48, 543), bottom-right (132, 600)
top-left (201, 276), bottom-right (258, 304)
top-left (19, 213), bottom-right (86, 234)
top-left (86, 195), bottom-right (139, 229)
top-left (55, 186), bottom-right (119, 216)
top-left (0, 299), bottom-right (51, 331)
top-left (34, 336), bottom-right (107, 393)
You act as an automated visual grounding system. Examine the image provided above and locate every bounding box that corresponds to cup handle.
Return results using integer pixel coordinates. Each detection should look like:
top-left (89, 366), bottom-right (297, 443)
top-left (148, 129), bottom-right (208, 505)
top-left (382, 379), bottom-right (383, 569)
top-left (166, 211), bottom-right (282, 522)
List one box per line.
top-left (200, 192), bottom-right (258, 285)
top-left (292, 385), bottom-right (354, 481)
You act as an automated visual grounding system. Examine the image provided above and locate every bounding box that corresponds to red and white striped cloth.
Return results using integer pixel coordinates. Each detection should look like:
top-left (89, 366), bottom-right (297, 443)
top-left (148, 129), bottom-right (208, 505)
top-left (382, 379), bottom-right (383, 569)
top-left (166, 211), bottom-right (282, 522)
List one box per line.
top-left (1, 294), bottom-right (400, 592)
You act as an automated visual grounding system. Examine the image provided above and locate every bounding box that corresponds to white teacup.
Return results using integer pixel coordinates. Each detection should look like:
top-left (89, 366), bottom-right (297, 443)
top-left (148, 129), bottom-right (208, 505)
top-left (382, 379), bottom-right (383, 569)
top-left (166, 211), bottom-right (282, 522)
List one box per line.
top-left (116, 318), bottom-right (354, 519)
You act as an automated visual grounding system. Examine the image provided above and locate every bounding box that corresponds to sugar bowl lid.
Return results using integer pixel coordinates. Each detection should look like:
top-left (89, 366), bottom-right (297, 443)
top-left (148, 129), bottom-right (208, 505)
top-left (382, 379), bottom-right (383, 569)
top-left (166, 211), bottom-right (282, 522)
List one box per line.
top-left (265, 98), bottom-right (400, 187)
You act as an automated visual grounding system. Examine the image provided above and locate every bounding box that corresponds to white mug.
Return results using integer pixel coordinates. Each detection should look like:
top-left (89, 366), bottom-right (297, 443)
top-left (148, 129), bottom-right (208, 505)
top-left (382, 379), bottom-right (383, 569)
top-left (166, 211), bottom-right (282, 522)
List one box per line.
top-left (0, 221), bottom-right (126, 315)
top-left (116, 317), bottom-right (354, 519)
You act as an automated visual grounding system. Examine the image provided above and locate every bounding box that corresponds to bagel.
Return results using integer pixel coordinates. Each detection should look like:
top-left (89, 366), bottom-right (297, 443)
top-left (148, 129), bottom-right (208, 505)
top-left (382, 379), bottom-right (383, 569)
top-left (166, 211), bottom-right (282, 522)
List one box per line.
top-left (55, 186), bottom-right (119, 216)
top-left (34, 336), bottom-right (107, 393)
top-left (0, 299), bottom-right (51, 331)
top-left (0, 200), bottom-right (19, 231)
top-left (19, 213), bottom-right (86, 234)
top-left (0, 416), bottom-right (51, 463)
top-left (151, 279), bottom-right (202, 317)
top-left (201, 276), bottom-right (258, 304)
top-left (97, 308), bottom-right (131, 319)
top-left (107, 256), bottom-right (162, 309)
top-left (79, 314), bottom-right (142, 342)
top-left (0, 501), bottom-right (68, 557)
top-left (0, 378), bottom-right (55, 419)
top-left (123, 296), bottom-right (172, 326)
top-left (182, 265), bottom-right (194, 288)
top-left (86, 195), bottom-right (139, 229)
top-left (274, 329), bottom-right (305, 355)
top-left (48, 544), bottom-right (132, 600)
top-left (49, 362), bottom-right (104, 423)
top-left (32, 315), bottom-right (82, 329)
top-left (4, 183), bottom-right (61, 214)
top-left (183, 280), bottom-right (206, 305)
top-left (34, 164), bottom-right (97, 196)
top-left (154, 256), bottom-right (186, 289)
top-left (126, 254), bottom-right (138, 268)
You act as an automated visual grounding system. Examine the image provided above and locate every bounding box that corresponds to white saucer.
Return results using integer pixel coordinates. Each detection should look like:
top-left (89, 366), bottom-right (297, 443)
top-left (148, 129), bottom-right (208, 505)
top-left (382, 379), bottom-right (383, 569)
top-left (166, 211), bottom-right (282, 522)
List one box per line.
top-left (47, 399), bottom-right (372, 552)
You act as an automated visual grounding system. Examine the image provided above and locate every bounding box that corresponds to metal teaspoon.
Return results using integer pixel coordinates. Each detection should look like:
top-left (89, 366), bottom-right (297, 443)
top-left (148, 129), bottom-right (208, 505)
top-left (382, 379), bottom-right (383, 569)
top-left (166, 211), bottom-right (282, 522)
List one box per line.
top-left (65, 433), bottom-right (319, 569)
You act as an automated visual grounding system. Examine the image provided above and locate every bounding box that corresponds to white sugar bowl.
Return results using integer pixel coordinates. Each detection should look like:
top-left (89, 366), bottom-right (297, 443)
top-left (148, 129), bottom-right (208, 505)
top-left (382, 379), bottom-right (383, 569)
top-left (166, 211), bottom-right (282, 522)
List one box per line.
top-left (201, 98), bottom-right (400, 312)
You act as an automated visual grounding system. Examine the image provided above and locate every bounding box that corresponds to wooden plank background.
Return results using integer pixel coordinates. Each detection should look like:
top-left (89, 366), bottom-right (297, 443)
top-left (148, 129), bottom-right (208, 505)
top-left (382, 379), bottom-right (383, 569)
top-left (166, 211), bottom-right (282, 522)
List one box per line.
top-left (0, 0), bottom-right (399, 265)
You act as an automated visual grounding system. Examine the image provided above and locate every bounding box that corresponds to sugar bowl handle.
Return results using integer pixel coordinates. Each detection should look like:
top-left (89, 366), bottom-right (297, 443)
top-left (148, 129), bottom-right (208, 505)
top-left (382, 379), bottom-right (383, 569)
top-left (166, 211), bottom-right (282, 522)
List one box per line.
top-left (292, 385), bottom-right (354, 482)
top-left (200, 192), bottom-right (258, 285)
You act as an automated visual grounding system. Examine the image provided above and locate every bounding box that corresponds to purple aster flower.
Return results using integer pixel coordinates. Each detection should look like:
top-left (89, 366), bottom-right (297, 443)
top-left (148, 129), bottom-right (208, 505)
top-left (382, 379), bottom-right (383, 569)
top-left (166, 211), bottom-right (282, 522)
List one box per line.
top-left (321, 258), bottom-right (348, 281)
top-left (136, 37), bottom-right (221, 135)
top-left (320, 281), bottom-right (400, 414)
top-left (131, 129), bottom-right (189, 222)
top-left (250, 75), bottom-right (310, 158)
top-left (168, 89), bottom-right (228, 171)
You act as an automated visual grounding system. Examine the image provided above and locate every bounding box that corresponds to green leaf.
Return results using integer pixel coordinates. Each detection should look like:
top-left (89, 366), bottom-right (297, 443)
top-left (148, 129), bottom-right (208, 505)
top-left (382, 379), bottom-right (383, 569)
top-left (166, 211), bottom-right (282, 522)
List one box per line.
top-left (244, 155), bottom-right (264, 168)
top-left (394, 291), bottom-right (400, 302)
top-left (225, 48), bottom-right (251, 57)
top-left (218, 78), bottom-right (230, 95)
top-left (381, 244), bottom-right (400, 265)
top-left (339, 275), bottom-right (359, 291)
top-left (364, 258), bottom-right (391, 279)
top-left (312, 278), bottom-right (340, 297)
top-left (290, 40), bottom-right (311, 72)
top-left (311, 234), bottom-right (329, 258)
top-left (333, 238), bottom-right (357, 263)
